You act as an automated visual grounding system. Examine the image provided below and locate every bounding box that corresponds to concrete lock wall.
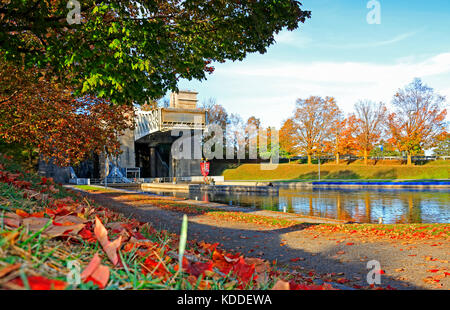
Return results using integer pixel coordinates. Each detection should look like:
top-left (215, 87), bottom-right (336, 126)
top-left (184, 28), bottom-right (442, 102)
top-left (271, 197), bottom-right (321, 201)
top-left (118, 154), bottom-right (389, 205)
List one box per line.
top-left (170, 90), bottom-right (198, 110)
top-left (117, 128), bottom-right (136, 169)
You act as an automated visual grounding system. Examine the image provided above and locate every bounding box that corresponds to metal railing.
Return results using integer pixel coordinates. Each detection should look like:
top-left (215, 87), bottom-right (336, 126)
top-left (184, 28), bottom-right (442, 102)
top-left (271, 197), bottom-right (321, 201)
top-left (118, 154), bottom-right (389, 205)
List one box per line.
top-left (289, 155), bottom-right (450, 161)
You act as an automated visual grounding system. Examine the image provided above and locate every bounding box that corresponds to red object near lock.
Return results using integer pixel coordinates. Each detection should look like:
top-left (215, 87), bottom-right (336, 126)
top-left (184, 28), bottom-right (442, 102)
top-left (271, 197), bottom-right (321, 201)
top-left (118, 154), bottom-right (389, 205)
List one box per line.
top-left (200, 161), bottom-right (210, 177)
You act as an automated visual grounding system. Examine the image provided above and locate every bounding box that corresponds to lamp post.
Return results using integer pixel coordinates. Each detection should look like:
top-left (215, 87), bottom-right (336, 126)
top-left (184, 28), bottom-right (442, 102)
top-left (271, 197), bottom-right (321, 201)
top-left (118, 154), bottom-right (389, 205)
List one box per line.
top-left (318, 154), bottom-right (321, 181)
top-left (104, 147), bottom-right (108, 189)
top-left (318, 143), bottom-right (324, 181)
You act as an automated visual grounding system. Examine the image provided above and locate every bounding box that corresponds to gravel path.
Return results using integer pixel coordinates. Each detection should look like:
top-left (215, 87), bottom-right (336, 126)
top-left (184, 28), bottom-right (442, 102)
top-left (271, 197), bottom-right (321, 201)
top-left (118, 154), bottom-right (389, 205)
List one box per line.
top-left (79, 189), bottom-right (449, 290)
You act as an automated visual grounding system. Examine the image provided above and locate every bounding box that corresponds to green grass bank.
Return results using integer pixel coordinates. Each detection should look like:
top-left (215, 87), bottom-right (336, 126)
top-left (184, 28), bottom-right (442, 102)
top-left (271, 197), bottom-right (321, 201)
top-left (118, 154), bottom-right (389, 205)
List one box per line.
top-left (222, 162), bottom-right (450, 181)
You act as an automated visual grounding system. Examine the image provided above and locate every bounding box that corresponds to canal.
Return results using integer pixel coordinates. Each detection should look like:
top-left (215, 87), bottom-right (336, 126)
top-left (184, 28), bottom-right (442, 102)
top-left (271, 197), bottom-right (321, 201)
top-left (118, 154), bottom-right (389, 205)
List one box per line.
top-left (141, 188), bottom-right (450, 224)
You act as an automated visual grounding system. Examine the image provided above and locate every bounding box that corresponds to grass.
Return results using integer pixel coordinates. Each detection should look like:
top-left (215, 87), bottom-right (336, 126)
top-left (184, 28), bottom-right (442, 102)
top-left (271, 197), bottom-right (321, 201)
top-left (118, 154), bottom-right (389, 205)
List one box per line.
top-left (73, 185), bottom-right (112, 192)
top-left (222, 162), bottom-right (450, 181)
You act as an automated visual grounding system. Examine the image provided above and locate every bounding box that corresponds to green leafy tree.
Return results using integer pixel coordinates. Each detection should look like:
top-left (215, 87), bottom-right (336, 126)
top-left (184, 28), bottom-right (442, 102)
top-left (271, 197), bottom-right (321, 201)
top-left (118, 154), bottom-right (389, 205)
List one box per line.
top-left (1, 0), bottom-right (311, 104)
top-left (433, 134), bottom-right (450, 156)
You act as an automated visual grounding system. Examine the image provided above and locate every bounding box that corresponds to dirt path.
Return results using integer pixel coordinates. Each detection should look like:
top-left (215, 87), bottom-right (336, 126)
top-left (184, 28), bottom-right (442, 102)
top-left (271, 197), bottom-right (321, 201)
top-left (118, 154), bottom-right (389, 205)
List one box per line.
top-left (76, 188), bottom-right (449, 290)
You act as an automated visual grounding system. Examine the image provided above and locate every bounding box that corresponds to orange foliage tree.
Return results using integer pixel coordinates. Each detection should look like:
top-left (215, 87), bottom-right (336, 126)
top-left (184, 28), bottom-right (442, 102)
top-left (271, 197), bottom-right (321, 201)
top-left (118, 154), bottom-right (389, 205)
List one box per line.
top-left (279, 117), bottom-right (300, 160)
top-left (0, 61), bottom-right (134, 166)
top-left (282, 96), bottom-right (341, 164)
top-left (387, 78), bottom-right (448, 165)
top-left (325, 117), bottom-right (358, 164)
top-left (351, 100), bottom-right (387, 165)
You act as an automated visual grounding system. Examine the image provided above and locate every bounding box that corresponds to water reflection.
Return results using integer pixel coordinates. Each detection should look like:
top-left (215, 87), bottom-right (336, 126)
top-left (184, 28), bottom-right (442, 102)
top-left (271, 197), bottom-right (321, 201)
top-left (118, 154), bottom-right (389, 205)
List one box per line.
top-left (142, 188), bottom-right (450, 224)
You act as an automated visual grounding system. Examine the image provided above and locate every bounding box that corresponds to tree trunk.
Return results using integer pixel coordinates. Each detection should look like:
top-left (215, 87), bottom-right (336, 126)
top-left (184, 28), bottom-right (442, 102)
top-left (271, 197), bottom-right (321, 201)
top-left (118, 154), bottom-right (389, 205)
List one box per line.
top-left (336, 152), bottom-right (340, 165)
top-left (364, 149), bottom-right (368, 165)
top-left (307, 154), bottom-right (312, 165)
top-left (407, 153), bottom-right (412, 166)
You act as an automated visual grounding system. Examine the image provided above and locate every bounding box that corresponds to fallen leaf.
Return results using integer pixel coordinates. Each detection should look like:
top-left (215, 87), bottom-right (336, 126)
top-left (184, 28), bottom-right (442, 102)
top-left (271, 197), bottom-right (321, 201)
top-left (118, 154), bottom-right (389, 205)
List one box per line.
top-left (43, 223), bottom-right (85, 238)
top-left (94, 217), bottom-right (122, 265)
top-left (81, 253), bottom-right (110, 289)
top-left (9, 276), bottom-right (67, 290)
top-left (15, 209), bottom-right (30, 218)
top-left (290, 257), bottom-right (305, 262)
top-left (272, 279), bottom-right (290, 290)
top-left (2, 212), bottom-right (22, 227)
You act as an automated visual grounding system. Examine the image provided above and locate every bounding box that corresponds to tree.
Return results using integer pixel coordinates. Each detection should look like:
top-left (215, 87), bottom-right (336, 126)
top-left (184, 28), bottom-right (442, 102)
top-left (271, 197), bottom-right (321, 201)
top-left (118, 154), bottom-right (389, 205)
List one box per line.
top-left (245, 116), bottom-right (261, 159)
top-left (290, 96), bottom-right (341, 164)
top-left (432, 134), bottom-right (450, 157)
top-left (1, 0), bottom-right (311, 105)
top-left (226, 113), bottom-right (245, 161)
top-left (201, 98), bottom-right (229, 131)
top-left (0, 60), bottom-right (133, 166)
top-left (370, 139), bottom-right (401, 157)
top-left (279, 117), bottom-right (300, 160)
top-left (387, 78), bottom-right (448, 165)
top-left (325, 116), bottom-right (357, 164)
top-left (351, 100), bottom-right (387, 165)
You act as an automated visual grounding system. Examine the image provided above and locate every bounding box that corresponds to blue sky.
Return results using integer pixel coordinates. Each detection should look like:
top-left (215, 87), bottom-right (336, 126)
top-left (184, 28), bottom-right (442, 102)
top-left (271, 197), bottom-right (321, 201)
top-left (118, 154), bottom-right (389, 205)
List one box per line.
top-left (177, 0), bottom-right (450, 128)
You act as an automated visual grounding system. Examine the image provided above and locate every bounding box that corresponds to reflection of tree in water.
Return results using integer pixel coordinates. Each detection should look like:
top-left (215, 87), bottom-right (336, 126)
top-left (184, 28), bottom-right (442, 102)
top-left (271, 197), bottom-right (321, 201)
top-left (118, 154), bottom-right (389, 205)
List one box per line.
top-left (400, 192), bottom-right (422, 224)
top-left (335, 193), bottom-right (354, 222)
top-left (149, 188), bottom-right (448, 224)
top-left (364, 194), bottom-right (372, 223)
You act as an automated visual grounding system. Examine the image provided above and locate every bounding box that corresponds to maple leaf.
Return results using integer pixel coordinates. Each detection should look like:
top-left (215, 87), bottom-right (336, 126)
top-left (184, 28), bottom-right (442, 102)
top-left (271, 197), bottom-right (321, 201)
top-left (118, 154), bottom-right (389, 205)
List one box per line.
top-left (232, 257), bottom-right (257, 285)
top-left (94, 216), bottom-right (122, 266)
top-left (186, 261), bottom-right (214, 278)
top-left (141, 258), bottom-right (170, 277)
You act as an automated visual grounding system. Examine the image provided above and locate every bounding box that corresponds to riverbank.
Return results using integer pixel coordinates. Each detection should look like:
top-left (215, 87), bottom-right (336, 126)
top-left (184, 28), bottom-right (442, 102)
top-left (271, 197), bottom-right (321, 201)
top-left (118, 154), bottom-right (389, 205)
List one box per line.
top-left (222, 163), bottom-right (450, 181)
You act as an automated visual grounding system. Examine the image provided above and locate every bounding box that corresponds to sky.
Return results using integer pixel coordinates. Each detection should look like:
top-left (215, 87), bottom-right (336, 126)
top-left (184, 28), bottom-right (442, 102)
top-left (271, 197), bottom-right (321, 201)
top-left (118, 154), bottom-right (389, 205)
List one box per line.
top-left (176, 0), bottom-right (450, 128)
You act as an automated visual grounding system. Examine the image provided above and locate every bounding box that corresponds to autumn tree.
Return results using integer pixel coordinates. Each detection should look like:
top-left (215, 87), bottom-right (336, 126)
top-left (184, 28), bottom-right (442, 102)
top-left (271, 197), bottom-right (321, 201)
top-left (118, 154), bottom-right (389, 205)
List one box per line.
top-left (387, 79), bottom-right (448, 165)
top-left (279, 117), bottom-right (300, 160)
top-left (0, 60), bottom-right (133, 166)
top-left (201, 98), bottom-right (229, 131)
top-left (432, 134), bottom-right (450, 157)
top-left (370, 139), bottom-right (401, 157)
top-left (245, 116), bottom-right (261, 159)
top-left (325, 117), bottom-right (357, 164)
top-left (1, 0), bottom-right (311, 105)
top-left (288, 96), bottom-right (341, 164)
top-left (351, 100), bottom-right (387, 165)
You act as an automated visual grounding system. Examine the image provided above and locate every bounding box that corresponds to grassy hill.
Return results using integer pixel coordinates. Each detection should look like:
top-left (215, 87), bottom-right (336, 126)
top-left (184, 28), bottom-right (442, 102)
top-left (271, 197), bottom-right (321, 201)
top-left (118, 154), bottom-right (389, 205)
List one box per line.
top-left (222, 162), bottom-right (450, 181)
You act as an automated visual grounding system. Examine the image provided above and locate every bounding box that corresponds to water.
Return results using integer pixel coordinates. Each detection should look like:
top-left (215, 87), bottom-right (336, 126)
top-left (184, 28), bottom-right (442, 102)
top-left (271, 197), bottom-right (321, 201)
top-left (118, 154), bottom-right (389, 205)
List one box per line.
top-left (142, 188), bottom-right (450, 224)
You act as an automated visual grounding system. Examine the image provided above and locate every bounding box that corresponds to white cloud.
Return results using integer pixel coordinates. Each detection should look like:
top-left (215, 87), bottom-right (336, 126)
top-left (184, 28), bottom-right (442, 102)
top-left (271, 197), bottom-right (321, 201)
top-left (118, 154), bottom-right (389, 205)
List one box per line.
top-left (210, 53), bottom-right (450, 127)
top-left (319, 31), bottom-right (419, 49)
top-left (274, 31), bottom-right (312, 48)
